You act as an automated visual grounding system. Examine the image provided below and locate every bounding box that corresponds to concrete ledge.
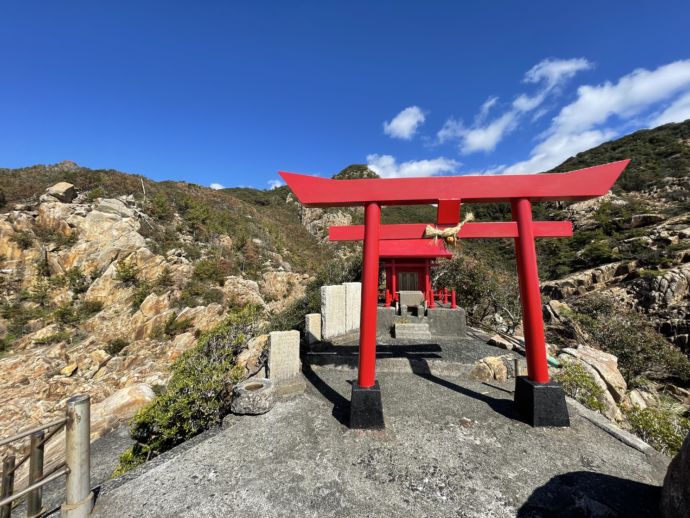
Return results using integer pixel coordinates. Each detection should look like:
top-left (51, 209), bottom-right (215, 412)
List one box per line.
top-left (565, 397), bottom-right (655, 455)
top-left (394, 323), bottom-right (431, 340)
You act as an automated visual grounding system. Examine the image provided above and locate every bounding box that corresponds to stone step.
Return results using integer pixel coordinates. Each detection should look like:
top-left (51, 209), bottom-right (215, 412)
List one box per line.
top-left (394, 322), bottom-right (432, 340)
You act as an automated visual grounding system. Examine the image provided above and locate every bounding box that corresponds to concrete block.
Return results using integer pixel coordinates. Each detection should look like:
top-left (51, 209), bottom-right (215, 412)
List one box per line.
top-left (343, 282), bottom-right (362, 332)
top-left (305, 313), bottom-right (321, 344)
top-left (394, 323), bottom-right (432, 340)
top-left (321, 285), bottom-right (346, 339)
top-left (268, 330), bottom-right (301, 382)
top-left (427, 307), bottom-right (467, 338)
top-left (398, 290), bottom-right (425, 307)
top-left (377, 306), bottom-right (396, 339)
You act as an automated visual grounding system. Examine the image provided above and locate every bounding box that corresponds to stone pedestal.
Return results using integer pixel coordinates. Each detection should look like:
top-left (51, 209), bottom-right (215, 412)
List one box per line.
top-left (268, 330), bottom-right (305, 396)
top-left (514, 376), bottom-right (570, 427)
top-left (343, 282), bottom-right (361, 332)
top-left (305, 313), bottom-right (321, 345)
top-left (350, 381), bottom-right (385, 429)
top-left (321, 285), bottom-right (346, 339)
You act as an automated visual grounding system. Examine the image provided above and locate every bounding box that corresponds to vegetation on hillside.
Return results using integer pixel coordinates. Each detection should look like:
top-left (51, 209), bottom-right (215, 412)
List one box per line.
top-left (567, 295), bottom-right (690, 386)
top-left (114, 306), bottom-right (262, 475)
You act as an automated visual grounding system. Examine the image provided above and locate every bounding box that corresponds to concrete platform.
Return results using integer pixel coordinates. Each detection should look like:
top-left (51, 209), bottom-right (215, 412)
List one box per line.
top-left (90, 369), bottom-right (669, 518)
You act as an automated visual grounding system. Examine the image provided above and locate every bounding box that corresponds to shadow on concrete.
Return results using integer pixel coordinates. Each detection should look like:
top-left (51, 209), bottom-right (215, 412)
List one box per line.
top-left (516, 471), bottom-right (661, 518)
top-left (302, 364), bottom-right (350, 427)
top-left (409, 359), bottom-right (520, 422)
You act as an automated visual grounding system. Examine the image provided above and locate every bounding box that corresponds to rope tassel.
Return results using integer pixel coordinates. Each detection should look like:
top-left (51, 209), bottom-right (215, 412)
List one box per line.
top-left (424, 212), bottom-right (475, 245)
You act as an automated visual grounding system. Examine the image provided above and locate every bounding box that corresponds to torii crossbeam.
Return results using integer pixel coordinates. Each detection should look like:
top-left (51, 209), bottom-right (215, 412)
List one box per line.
top-left (281, 160), bottom-right (630, 428)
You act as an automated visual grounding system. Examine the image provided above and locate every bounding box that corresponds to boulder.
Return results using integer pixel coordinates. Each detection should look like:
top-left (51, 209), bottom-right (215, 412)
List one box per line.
top-left (221, 276), bottom-right (266, 308)
top-left (45, 182), bottom-right (76, 203)
top-left (559, 345), bottom-right (627, 402)
top-left (557, 353), bottom-right (624, 422)
top-left (235, 334), bottom-right (268, 377)
top-left (470, 356), bottom-right (509, 382)
top-left (662, 431), bottom-right (690, 518)
top-left (630, 213), bottom-right (665, 228)
top-left (95, 198), bottom-right (135, 218)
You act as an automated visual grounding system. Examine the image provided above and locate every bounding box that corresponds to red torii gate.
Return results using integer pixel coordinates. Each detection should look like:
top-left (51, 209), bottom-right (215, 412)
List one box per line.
top-left (281, 160), bottom-right (629, 428)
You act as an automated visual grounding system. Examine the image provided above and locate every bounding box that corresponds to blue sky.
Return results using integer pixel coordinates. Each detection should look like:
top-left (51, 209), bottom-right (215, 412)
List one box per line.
top-left (2, 1), bottom-right (690, 189)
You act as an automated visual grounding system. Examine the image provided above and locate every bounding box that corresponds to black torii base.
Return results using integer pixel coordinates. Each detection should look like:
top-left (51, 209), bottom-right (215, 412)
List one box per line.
top-left (514, 376), bottom-right (570, 427)
top-left (350, 381), bottom-right (385, 429)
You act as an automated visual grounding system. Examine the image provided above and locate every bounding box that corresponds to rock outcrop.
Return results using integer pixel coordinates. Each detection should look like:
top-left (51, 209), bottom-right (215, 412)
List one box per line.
top-left (662, 431), bottom-right (690, 518)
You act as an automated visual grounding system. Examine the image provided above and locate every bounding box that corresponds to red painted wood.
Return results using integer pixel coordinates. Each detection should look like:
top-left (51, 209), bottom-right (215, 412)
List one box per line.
top-left (380, 239), bottom-right (452, 258)
top-left (512, 198), bottom-right (550, 384)
top-left (280, 160), bottom-right (629, 207)
top-left (358, 202), bottom-right (380, 388)
top-left (330, 221), bottom-right (573, 241)
top-left (437, 199), bottom-right (461, 225)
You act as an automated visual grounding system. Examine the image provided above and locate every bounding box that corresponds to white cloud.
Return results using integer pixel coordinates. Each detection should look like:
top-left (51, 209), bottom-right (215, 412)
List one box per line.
top-left (504, 59), bottom-right (690, 174)
top-left (366, 154), bottom-right (459, 178)
top-left (503, 129), bottom-right (616, 174)
top-left (552, 60), bottom-right (690, 135)
top-left (438, 57), bottom-right (592, 154)
top-left (523, 57), bottom-right (593, 88)
top-left (267, 179), bottom-right (284, 189)
top-left (383, 106), bottom-right (426, 140)
top-left (210, 183), bottom-right (224, 190)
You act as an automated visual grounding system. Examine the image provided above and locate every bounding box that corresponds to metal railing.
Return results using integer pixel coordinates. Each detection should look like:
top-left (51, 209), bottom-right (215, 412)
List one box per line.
top-left (0, 395), bottom-right (93, 518)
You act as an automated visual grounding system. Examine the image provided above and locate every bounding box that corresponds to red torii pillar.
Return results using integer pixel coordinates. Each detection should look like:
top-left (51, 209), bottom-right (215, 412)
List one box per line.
top-left (358, 202), bottom-right (380, 389)
top-left (281, 160), bottom-right (630, 429)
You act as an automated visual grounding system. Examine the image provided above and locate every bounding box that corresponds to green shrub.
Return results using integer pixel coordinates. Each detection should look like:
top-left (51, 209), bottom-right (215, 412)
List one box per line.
top-left (34, 331), bottom-right (71, 345)
top-left (11, 231), bottom-right (34, 250)
top-left (115, 260), bottom-right (140, 286)
top-left (625, 405), bottom-right (690, 455)
top-left (53, 304), bottom-right (77, 325)
top-left (131, 281), bottom-right (153, 311)
top-left (192, 257), bottom-right (230, 286)
top-left (29, 279), bottom-right (51, 307)
top-left (151, 312), bottom-right (192, 339)
top-left (149, 192), bottom-right (173, 220)
top-left (33, 225), bottom-right (77, 248)
top-left (155, 267), bottom-right (174, 289)
top-left (553, 362), bottom-right (606, 413)
top-left (106, 338), bottom-right (129, 356)
top-left (573, 295), bottom-right (690, 384)
top-left (85, 187), bottom-right (105, 203)
top-left (77, 300), bottom-right (103, 319)
top-left (434, 252), bottom-right (521, 332)
top-left (65, 267), bottom-right (90, 294)
top-left (114, 305), bottom-right (262, 475)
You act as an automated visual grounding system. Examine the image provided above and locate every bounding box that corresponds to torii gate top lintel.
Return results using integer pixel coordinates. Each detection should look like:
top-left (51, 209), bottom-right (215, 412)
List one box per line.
top-left (279, 159), bottom-right (629, 208)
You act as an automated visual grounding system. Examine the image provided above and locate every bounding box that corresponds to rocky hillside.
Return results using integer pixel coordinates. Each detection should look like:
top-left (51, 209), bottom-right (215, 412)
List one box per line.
top-left (535, 121), bottom-right (690, 356)
top-left (0, 166), bottom-right (328, 449)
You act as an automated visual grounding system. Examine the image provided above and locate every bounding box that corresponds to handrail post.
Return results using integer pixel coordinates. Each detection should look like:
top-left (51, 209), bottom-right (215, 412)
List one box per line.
top-left (61, 395), bottom-right (93, 518)
top-left (27, 431), bottom-right (45, 518)
top-left (1, 456), bottom-right (15, 518)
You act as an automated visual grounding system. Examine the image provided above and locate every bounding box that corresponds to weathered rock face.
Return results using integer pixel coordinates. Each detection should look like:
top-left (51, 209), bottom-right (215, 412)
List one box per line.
top-left (662, 431), bottom-right (690, 518)
top-left (559, 345), bottom-right (627, 402)
top-left (542, 261), bottom-right (636, 300)
top-left (260, 271), bottom-right (308, 312)
top-left (0, 181), bottom-right (307, 453)
top-left (299, 206), bottom-right (353, 242)
top-left (221, 276), bottom-right (266, 308)
top-left (45, 182), bottom-right (77, 203)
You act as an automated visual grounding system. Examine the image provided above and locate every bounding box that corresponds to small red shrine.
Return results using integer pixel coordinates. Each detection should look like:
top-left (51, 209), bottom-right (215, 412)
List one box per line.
top-left (281, 160), bottom-right (630, 429)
